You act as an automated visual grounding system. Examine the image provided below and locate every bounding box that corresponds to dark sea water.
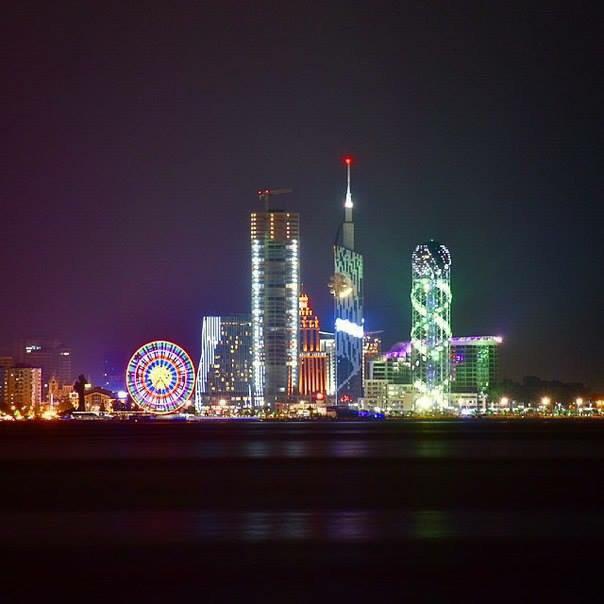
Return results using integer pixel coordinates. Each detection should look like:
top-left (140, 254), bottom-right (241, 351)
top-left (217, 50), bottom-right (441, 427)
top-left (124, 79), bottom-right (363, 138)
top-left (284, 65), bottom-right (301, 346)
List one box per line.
top-left (1, 419), bottom-right (603, 602)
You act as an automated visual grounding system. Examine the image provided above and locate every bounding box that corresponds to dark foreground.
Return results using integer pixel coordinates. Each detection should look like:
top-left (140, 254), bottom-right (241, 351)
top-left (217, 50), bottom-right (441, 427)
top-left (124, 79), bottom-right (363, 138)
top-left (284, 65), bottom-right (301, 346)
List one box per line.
top-left (1, 419), bottom-right (603, 602)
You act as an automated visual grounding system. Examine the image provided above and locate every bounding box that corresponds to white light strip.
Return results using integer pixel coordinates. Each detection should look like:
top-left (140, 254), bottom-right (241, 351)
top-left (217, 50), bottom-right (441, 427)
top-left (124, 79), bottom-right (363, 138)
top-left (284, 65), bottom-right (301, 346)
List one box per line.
top-left (335, 318), bottom-right (364, 339)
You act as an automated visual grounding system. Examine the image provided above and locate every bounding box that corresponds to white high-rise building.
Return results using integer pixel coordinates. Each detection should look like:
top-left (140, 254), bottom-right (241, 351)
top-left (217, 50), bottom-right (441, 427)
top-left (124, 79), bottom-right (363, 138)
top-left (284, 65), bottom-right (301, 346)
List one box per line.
top-left (251, 195), bottom-right (300, 407)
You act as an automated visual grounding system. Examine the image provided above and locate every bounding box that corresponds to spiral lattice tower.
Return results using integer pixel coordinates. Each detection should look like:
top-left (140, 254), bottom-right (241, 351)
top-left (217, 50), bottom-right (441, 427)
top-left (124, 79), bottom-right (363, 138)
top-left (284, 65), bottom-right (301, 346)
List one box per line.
top-left (410, 241), bottom-right (452, 409)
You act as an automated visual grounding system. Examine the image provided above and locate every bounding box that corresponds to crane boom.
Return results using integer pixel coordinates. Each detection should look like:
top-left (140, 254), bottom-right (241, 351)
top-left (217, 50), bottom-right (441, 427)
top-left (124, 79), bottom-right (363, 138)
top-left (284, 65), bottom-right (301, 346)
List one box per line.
top-left (257, 187), bottom-right (292, 211)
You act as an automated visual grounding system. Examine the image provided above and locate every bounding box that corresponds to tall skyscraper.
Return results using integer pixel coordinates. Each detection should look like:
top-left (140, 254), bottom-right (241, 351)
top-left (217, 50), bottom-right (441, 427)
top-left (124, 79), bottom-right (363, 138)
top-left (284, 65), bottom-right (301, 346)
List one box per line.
top-left (410, 241), bottom-right (452, 409)
top-left (332, 158), bottom-right (364, 403)
top-left (251, 194), bottom-right (300, 406)
top-left (298, 293), bottom-right (327, 400)
top-left (195, 315), bottom-right (253, 410)
top-left (18, 338), bottom-right (72, 394)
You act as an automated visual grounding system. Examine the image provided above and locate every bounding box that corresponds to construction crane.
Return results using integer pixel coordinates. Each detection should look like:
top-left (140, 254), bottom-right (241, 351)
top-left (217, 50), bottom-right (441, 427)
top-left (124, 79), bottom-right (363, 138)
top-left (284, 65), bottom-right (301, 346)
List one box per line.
top-left (257, 187), bottom-right (292, 211)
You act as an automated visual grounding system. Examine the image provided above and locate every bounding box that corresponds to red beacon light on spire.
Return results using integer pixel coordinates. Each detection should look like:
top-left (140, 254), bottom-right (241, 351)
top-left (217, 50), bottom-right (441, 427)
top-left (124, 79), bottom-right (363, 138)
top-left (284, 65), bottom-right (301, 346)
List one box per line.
top-left (344, 156), bottom-right (353, 166)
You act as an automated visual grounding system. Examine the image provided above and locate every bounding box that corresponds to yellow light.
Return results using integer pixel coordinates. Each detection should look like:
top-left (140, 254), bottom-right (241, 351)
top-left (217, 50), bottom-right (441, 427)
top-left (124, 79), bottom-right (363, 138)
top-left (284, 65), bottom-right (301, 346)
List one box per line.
top-left (149, 366), bottom-right (172, 389)
top-left (541, 396), bottom-right (551, 406)
top-left (415, 396), bottom-right (433, 411)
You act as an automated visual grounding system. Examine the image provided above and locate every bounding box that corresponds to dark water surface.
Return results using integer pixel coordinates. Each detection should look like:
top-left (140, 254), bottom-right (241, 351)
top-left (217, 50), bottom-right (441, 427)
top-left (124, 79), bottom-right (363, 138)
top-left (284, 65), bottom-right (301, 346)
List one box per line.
top-left (1, 419), bottom-right (603, 601)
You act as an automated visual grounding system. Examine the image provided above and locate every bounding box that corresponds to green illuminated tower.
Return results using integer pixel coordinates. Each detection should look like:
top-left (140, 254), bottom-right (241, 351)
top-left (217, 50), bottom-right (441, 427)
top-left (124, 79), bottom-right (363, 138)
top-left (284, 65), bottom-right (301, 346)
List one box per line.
top-left (410, 241), bottom-right (452, 410)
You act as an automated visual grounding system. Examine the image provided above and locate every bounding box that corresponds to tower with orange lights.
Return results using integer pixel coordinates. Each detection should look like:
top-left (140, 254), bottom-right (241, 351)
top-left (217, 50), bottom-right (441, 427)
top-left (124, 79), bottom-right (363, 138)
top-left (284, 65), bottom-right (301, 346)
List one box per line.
top-left (332, 157), bottom-right (364, 403)
top-left (251, 190), bottom-right (300, 407)
top-left (298, 292), bottom-right (327, 400)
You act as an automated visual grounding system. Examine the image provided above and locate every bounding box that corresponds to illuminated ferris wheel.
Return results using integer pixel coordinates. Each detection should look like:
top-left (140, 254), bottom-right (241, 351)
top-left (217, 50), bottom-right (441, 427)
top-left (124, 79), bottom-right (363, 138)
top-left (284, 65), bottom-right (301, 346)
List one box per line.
top-left (126, 340), bottom-right (196, 414)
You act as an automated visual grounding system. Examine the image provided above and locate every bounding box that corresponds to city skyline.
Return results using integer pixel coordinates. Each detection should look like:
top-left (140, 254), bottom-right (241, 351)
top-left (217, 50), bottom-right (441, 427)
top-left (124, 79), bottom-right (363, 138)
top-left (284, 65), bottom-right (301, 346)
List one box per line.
top-left (2, 5), bottom-right (603, 598)
top-left (2, 4), bottom-right (601, 389)
top-left (1, 156), bottom-right (600, 393)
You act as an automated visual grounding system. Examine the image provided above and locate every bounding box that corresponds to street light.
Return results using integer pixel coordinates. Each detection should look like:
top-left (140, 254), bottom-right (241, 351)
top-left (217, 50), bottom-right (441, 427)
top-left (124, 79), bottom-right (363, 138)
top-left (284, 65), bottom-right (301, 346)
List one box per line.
top-left (541, 396), bottom-right (551, 415)
top-left (499, 397), bottom-right (509, 414)
top-left (576, 398), bottom-right (583, 416)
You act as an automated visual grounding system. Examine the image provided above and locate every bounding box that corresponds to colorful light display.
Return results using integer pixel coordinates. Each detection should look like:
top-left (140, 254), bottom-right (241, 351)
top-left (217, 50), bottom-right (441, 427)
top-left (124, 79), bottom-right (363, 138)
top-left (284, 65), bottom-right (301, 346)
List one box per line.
top-left (410, 241), bottom-right (452, 409)
top-left (126, 340), bottom-right (195, 414)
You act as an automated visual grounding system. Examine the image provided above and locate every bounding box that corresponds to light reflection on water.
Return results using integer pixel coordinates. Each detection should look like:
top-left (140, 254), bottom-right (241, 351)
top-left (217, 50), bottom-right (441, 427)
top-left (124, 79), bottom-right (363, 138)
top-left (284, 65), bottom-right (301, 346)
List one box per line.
top-left (2, 509), bottom-right (604, 545)
top-left (0, 437), bottom-right (602, 460)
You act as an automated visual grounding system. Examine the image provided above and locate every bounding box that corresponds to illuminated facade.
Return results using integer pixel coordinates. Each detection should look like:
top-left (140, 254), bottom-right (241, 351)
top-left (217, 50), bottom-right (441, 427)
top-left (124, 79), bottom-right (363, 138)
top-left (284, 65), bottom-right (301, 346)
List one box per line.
top-left (2, 366), bottom-right (42, 416)
top-left (363, 331), bottom-right (382, 390)
top-left (195, 315), bottom-right (253, 410)
top-left (319, 332), bottom-right (336, 397)
top-left (410, 241), bottom-right (452, 409)
top-left (83, 387), bottom-right (115, 413)
top-left (298, 293), bottom-right (327, 400)
top-left (365, 343), bottom-right (413, 411)
top-left (0, 357), bottom-right (14, 409)
top-left (251, 209), bottom-right (300, 406)
top-left (371, 356), bottom-right (412, 384)
top-left (450, 336), bottom-right (501, 397)
top-left (365, 380), bottom-right (414, 411)
top-left (333, 158), bottom-right (364, 403)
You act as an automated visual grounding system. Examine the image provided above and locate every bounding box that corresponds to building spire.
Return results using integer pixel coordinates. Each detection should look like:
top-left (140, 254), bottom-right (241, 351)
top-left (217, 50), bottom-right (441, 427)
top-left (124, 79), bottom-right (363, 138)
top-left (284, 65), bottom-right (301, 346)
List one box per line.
top-left (344, 157), bottom-right (353, 209)
top-left (341, 157), bottom-right (354, 250)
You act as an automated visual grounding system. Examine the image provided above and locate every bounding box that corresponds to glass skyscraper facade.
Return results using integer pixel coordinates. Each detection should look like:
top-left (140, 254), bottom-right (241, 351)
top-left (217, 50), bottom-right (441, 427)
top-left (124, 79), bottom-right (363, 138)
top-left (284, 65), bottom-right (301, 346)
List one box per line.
top-left (450, 336), bottom-right (501, 396)
top-left (195, 315), bottom-right (253, 410)
top-left (251, 209), bottom-right (300, 406)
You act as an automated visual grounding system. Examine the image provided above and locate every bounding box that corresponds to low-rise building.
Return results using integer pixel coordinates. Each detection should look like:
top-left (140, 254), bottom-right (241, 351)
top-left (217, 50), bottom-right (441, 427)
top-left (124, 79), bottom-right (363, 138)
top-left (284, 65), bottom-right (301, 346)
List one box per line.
top-left (83, 387), bottom-right (115, 413)
top-left (364, 347), bottom-right (414, 412)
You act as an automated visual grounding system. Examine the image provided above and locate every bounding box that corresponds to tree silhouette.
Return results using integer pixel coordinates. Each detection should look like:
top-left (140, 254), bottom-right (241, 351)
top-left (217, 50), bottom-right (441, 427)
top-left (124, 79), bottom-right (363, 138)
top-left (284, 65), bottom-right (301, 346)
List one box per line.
top-left (73, 374), bottom-right (87, 412)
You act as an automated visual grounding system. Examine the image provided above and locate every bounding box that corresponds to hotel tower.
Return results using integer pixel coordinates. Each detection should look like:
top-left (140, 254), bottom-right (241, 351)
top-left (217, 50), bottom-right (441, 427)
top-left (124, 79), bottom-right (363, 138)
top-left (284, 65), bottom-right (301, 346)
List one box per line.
top-left (298, 292), bottom-right (327, 400)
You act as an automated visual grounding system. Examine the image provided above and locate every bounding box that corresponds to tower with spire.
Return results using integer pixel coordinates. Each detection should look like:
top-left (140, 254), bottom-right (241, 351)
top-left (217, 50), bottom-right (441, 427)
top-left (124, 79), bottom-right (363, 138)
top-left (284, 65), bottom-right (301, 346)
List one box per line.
top-left (332, 157), bottom-right (364, 404)
top-left (342, 157), bottom-right (355, 249)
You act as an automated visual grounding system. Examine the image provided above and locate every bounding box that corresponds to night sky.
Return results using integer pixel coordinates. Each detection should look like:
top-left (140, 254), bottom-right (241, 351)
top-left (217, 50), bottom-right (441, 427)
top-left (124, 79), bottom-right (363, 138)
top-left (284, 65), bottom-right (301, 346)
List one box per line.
top-left (2, 2), bottom-right (602, 388)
